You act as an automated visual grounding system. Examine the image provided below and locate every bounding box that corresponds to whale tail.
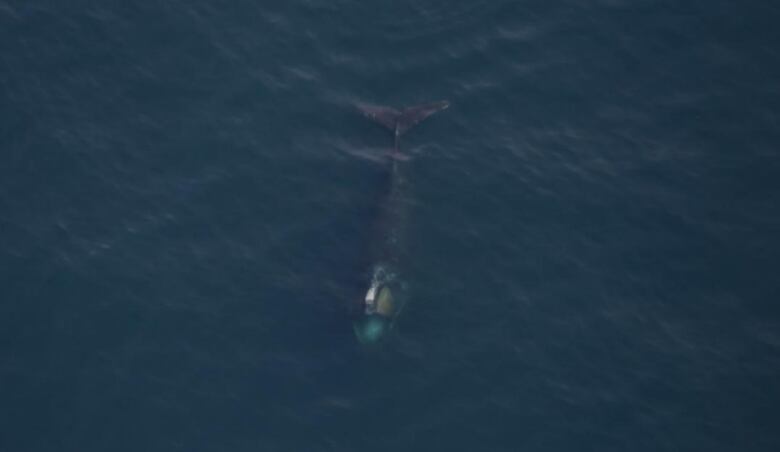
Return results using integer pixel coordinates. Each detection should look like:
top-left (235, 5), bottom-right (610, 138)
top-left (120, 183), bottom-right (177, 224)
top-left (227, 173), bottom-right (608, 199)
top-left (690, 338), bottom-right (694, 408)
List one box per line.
top-left (357, 100), bottom-right (449, 137)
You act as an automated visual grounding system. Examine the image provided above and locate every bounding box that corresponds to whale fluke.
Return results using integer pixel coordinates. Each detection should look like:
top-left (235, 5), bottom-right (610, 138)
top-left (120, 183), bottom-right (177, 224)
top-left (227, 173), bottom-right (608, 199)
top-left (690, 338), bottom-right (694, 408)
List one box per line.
top-left (356, 104), bottom-right (401, 131)
top-left (357, 101), bottom-right (449, 136)
top-left (396, 100), bottom-right (450, 135)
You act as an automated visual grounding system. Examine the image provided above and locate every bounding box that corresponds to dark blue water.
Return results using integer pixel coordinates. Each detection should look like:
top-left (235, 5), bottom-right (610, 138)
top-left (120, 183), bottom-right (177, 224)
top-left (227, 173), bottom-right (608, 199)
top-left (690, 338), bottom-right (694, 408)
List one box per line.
top-left (2, 1), bottom-right (780, 450)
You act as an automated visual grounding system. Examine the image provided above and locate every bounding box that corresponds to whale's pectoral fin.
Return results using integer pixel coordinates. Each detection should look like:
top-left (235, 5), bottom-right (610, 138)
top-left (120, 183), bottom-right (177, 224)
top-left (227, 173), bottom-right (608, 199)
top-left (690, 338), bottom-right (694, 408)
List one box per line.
top-left (397, 100), bottom-right (449, 135)
top-left (356, 103), bottom-right (401, 131)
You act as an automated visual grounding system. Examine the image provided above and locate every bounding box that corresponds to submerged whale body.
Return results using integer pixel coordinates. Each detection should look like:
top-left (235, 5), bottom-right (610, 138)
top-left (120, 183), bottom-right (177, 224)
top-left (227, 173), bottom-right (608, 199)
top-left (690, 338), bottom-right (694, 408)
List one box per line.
top-left (352, 100), bottom-right (449, 344)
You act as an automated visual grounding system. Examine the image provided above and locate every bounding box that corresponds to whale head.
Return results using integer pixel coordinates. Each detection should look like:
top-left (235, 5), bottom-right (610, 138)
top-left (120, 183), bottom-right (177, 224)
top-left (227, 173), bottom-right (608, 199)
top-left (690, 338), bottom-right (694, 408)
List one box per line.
top-left (354, 285), bottom-right (396, 344)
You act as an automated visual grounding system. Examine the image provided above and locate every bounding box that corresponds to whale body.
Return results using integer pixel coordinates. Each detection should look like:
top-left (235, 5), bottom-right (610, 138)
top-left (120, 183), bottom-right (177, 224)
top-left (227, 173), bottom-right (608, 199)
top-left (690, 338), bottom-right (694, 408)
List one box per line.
top-left (352, 100), bottom-right (449, 344)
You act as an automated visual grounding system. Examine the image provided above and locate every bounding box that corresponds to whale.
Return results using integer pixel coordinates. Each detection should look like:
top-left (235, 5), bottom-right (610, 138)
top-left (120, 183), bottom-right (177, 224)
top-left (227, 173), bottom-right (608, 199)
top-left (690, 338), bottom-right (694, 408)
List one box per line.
top-left (351, 100), bottom-right (449, 344)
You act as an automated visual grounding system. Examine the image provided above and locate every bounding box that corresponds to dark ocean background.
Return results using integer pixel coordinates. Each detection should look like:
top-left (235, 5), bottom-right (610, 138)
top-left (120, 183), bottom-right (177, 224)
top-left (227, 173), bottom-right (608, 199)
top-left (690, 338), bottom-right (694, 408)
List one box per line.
top-left (2, 1), bottom-right (780, 451)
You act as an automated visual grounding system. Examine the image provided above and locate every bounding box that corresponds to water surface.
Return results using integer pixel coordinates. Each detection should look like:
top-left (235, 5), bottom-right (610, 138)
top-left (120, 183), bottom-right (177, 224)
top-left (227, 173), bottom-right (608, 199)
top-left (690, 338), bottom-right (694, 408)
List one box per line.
top-left (1, 1), bottom-right (779, 451)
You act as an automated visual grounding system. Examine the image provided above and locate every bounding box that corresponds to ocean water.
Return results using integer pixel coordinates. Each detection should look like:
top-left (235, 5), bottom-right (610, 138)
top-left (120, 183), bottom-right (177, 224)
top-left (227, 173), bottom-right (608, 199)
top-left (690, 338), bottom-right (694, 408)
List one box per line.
top-left (2, 1), bottom-right (780, 450)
